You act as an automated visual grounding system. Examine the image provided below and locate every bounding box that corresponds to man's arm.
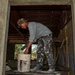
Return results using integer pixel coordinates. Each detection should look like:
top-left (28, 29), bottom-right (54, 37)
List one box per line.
top-left (24, 23), bottom-right (36, 54)
top-left (24, 41), bottom-right (32, 54)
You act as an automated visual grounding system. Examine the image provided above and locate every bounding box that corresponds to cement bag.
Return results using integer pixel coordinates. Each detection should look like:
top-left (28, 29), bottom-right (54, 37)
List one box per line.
top-left (18, 54), bottom-right (30, 72)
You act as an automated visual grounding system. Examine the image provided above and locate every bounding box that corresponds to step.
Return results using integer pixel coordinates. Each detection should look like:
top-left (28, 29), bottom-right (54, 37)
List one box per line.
top-left (6, 70), bottom-right (62, 75)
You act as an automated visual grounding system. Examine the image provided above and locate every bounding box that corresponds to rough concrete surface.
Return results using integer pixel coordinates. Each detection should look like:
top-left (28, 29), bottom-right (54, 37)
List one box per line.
top-left (0, 0), bottom-right (74, 75)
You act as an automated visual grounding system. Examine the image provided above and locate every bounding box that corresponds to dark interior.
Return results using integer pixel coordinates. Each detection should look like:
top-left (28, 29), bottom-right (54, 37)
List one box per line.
top-left (8, 5), bottom-right (71, 40)
top-left (6, 5), bottom-right (71, 72)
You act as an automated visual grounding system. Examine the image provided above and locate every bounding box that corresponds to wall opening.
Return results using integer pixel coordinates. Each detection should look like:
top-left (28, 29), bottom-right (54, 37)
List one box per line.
top-left (5, 5), bottom-right (74, 75)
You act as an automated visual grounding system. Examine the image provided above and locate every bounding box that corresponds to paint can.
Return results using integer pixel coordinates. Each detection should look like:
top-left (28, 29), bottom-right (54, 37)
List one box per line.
top-left (18, 54), bottom-right (30, 72)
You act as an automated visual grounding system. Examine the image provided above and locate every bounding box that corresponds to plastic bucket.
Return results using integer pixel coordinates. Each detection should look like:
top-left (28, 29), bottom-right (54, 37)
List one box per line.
top-left (18, 54), bottom-right (30, 72)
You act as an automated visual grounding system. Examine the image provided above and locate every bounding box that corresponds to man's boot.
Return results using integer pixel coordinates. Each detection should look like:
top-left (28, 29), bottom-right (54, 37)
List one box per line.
top-left (30, 64), bottom-right (41, 72)
top-left (46, 65), bottom-right (55, 73)
top-left (47, 68), bottom-right (55, 72)
top-left (38, 67), bottom-right (55, 73)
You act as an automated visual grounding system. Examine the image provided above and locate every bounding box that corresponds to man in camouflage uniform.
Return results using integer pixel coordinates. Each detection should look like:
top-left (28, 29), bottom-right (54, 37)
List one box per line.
top-left (17, 18), bottom-right (55, 73)
top-left (37, 34), bottom-right (54, 72)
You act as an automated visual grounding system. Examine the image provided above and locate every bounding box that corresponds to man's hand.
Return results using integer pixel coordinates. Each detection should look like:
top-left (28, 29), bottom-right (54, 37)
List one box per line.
top-left (24, 41), bottom-right (32, 54)
top-left (24, 48), bottom-right (29, 54)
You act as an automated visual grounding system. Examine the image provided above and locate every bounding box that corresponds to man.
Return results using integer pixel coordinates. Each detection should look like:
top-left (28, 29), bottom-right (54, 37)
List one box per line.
top-left (17, 18), bottom-right (55, 73)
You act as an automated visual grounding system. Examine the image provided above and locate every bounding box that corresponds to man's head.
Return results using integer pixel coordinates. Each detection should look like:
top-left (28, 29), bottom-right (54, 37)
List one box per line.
top-left (17, 18), bottom-right (28, 29)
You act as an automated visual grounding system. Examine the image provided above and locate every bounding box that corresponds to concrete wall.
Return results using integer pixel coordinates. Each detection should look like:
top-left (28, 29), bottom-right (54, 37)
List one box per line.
top-left (9, 0), bottom-right (71, 5)
top-left (71, 0), bottom-right (75, 74)
top-left (58, 19), bottom-right (74, 75)
top-left (0, 0), bottom-right (74, 75)
top-left (0, 0), bottom-right (9, 75)
top-left (58, 20), bottom-right (73, 40)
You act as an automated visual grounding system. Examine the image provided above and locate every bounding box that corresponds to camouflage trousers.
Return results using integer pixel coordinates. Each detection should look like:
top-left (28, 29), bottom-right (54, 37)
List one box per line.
top-left (37, 34), bottom-right (55, 69)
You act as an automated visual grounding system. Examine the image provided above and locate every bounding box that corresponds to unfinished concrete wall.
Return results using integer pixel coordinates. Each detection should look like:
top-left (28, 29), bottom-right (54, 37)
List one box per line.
top-left (65, 20), bottom-right (74, 74)
top-left (58, 20), bottom-right (73, 39)
top-left (9, 0), bottom-right (71, 5)
top-left (71, 0), bottom-right (75, 74)
top-left (58, 19), bottom-right (74, 75)
top-left (0, 0), bottom-right (74, 75)
top-left (0, 0), bottom-right (9, 75)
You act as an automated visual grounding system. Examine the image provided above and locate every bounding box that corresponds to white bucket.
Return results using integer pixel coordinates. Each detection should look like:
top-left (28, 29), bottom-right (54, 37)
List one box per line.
top-left (18, 54), bottom-right (30, 72)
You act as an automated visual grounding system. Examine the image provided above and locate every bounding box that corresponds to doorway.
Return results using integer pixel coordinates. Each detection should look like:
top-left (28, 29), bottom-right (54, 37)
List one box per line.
top-left (5, 5), bottom-right (74, 75)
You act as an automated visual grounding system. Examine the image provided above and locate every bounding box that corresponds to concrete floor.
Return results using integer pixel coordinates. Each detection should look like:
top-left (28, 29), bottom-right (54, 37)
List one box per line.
top-left (6, 70), bottom-right (68, 75)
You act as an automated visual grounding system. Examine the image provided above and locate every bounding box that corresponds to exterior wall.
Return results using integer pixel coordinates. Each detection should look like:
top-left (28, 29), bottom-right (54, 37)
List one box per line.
top-left (58, 20), bottom-right (74, 75)
top-left (9, 0), bottom-right (71, 5)
top-left (58, 20), bottom-right (73, 40)
top-left (0, 0), bottom-right (9, 75)
top-left (71, 0), bottom-right (75, 74)
top-left (0, 0), bottom-right (74, 75)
